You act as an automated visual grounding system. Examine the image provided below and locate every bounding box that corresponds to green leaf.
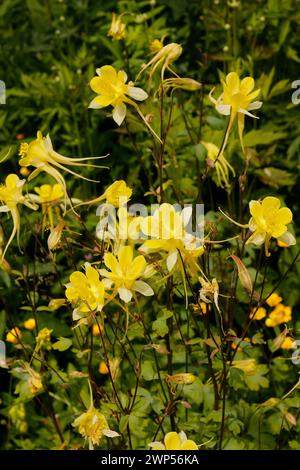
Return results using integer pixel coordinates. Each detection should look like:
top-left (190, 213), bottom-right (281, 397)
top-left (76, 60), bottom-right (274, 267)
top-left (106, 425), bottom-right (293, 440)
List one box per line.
top-left (152, 308), bottom-right (173, 337)
top-left (52, 337), bottom-right (73, 352)
top-left (244, 365), bottom-right (269, 391)
top-left (255, 167), bottom-right (296, 188)
top-left (243, 129), bottom-right (286, 146)
top-left (141, 360), bottom-right (158, 381)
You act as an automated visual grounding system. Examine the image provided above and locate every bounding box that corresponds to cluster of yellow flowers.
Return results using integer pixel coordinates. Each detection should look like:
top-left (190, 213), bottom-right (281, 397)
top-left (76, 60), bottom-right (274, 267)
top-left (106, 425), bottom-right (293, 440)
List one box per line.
top-left (250, 293), bottom-right (294, 348)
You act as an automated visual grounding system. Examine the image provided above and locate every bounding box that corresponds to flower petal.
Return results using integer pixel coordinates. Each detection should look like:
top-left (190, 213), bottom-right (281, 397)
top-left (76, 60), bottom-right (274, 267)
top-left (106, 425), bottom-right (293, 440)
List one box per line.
top-left (118, 245), bottom-right (133, 271)
top-left (104, 252), bottom-right (121, 275)
top-left (129, 253), bottom-right (146, 274)
top-left (164, 432), bottom-right (182, 450)
top-left (98, 65), bottom-right (117, 81)
top-left (102, 429), bottom-right (120, 438)
top-left (112, 103), bottom-right (127, 126)
top-left (278, 231), bottom-right (296, 246)
top-left (127, 86), bottom-right (148, 101)
top-left (181, 440), bottom-right (198, 450)
top-left (240, 76), bottom-right (255, 94)
top-left (276, 207), bottom-right (293, 225)
top-left (248, 100), bottom-right (263, 111)
top-left (118, 287), bottom-right (132, 303)
top-left (133, 280), bottom-right (154, 296)
top-left (261, 196), bottom-right (281, 214)
top-left (167, 250), bottom-right (178, 272)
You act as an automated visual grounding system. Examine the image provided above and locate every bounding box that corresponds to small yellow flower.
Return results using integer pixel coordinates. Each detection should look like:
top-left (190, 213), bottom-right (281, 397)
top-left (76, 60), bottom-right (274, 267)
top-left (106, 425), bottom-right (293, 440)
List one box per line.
top-left (23, 318), bottom-right (36, 330)
top-left (66, 264), bottom-right (106, 320)
top-left (163, 77), bottom-right (201, 92)
top-left (198, 302), bottom-right (208, 314)
top-left (36, 328), bottom-right (52, 352)
top-left (199, 277), bottom-right (220, 312)
top-left (281, 337), bottom-right (296, 350)
top-left (202, 141), bottom-right (235, 188)
top-left (6, 327), bottom-right (22, 344)
top-left (107, 12), bottom-right (126, 40)
top-left (0, 174), bottom-right (38, 258)
top-left (19, 167), bottom-right (30, 177)
top-left (150, 39), bottom-right (164, 53)
top-left (247, 197), bottom-right (295, 256)
top-left (250, 306), bottom-right (266, 320)
top-left (140, 203), bottom-right (204, 275)
top-left (265, 304), bottom-right (292, 327)
top-left (34, 183), bottom-right (64, 204)
top-left (28, 368), bottom-right (43, 394)
top-left (18, 132), bottom-right (104, 210)
top-left (266, 292), bottom-right (282, 307)
top-left (139, 42), bottom-right (182, 80)
top-left (77, 180), bottom-right (132, 210)
top-left (104, 180), bottom-right (132, 207)
top-left (209, 72), bottom-right (262, 153)
top-left (47, 221), bottom-right (65, 250)
top-left (73, 405), bottom-right (119, 446)
top-left (99, 361), bottom-right (109, 375)
top-left (149, 431), bottom-right (198, 450)
top-left (89, 65), bottom-right (148, 126)
top-left (92, 323), bottom-right (104, 336)
top-left (8, 403), bottom-right (27, 433)
top-left (100, 245), bottom-right (154, 303)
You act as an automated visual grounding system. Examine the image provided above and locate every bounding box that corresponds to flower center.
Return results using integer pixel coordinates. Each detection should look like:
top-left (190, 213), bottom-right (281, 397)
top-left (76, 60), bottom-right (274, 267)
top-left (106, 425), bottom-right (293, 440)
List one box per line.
top-left (19, 142), bottom-right (29, 158)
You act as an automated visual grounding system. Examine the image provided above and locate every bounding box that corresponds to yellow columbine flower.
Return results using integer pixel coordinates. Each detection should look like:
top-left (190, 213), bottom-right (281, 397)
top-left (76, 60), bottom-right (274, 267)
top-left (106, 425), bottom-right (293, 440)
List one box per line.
top-left (247, 196), bottom-right (295, 256)
top-left (202, 141), bottom-right (235, 188)
top-left (139, 203), bottom-right (204, 275)
top-left (149, 39), bottom-right (164, 53)
top-left (23, 318), bottom-right (36, 330)
top-left (265, 304), bottom-right (292, 327)
top-left (199, 277), bottom-right (220, 312)
top-left (34, 183), bottom-right (64, 204)
top-left (139, 42), bottom-right (182, 80)
top-left (107, 12), bottom-right (126, 40)
top-left (89, 65), bottom-right (148, 126)
top-left (76, 180), bottom-right (132, 210)
top-left (32, 183), bottom-right (64, 228)
top-left (209, 72), bottom-right (262, 153)
top-left (36, 327), bottom-right (52, 351)
top-left (99, 361), bottom-right (109, 375)
top-left (250, 306), bottom-right (266, 320)
top-left (0, 174), bottom-right (38, 258)
top-left (6, 327), bottom-right (22, 344)
top-left (18, 131), bottom-right (105, 210)
top-left (65, 263), bottom-right (106, 321)
top-left (27, 368), bottom-right (43, 394)
top-left (266, 292), bottom-right (282, 307)
top-left (92, 323), bottom-right (104, 336)
top-left (149, 431), bottom-right (198, 450)
top-left (281, 337), bottom-right (296, 350)
top-left (163, 77), bottom-right (201, 92)
top-left (73, 405), bottom-right (119, 446)
top-left (104, 180), bottom-right (132, 207)
top-left (99, 245), bottom-right (154, 303)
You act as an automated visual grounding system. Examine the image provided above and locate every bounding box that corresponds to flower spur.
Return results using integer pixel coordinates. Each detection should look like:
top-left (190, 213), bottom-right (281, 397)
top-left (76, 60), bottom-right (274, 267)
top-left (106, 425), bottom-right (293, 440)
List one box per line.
top-left (18, 131), bottom-right (108, 211)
